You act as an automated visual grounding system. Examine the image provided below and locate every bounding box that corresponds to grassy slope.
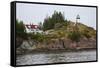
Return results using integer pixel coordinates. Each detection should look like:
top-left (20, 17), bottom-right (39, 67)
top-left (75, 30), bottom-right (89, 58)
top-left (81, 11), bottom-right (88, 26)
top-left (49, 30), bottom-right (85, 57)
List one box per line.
top-left (45, 21), bottom-right (96, 39)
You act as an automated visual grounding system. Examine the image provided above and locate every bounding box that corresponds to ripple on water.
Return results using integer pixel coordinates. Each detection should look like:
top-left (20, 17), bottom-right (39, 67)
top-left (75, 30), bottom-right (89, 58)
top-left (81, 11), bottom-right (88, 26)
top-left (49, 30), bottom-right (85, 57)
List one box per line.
top-left (16, 50), bottom-right (97, 65)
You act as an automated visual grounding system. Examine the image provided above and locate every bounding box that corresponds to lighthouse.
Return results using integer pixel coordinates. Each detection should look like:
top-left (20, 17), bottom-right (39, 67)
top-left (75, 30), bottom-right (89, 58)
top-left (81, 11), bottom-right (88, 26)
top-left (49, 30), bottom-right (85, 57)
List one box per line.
top-left (76, 14), bottom-right (80, 24)
top-left (74, 14), bottom-right (80, 31)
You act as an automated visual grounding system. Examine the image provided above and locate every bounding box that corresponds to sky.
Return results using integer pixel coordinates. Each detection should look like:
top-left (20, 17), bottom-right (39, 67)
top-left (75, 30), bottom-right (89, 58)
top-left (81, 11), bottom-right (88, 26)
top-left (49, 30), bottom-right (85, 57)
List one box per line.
top-left (16, 3), bottom-right (96, 29)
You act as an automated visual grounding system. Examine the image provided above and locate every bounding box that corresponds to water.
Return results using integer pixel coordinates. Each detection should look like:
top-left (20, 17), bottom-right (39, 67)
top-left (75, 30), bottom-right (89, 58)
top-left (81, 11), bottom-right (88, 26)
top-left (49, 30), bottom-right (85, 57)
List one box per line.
top-left (16, 50), bottom-right (96, 65)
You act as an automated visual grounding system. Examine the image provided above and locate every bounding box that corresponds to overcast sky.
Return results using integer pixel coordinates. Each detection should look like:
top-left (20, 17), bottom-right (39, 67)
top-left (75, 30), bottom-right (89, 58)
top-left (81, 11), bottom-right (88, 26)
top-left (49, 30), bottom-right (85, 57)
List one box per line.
top-left (16, 3), bottom-right (96, 29)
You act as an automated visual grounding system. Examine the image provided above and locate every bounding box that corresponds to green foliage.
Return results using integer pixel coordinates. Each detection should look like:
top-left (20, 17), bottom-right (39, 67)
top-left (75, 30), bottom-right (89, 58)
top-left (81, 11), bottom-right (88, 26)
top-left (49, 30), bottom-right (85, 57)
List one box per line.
top-left (43, 11), bottom-right (66, 31)
top-left (43, 17), bottom-right (54, 31)
top-left (30, 33), bottom-right (45, 42)
top-left (16, 19), bottom-right (27, 39)
top-left (68, 31), bottom-right (81, 42)
top-left (52, 11), bottom-right (65, 23)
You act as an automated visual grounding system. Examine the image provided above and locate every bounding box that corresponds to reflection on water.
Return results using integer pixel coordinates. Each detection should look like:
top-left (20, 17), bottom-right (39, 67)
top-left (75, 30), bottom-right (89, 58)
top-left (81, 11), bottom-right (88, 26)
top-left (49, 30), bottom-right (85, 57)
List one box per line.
top-left (16, 50), bottom-right (96, 65)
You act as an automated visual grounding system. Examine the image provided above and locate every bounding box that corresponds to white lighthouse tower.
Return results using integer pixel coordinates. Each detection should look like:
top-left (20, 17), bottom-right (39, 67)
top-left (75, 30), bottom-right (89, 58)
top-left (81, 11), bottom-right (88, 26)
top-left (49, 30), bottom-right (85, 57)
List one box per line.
top-left (74, 14), bottom-right (80, 31)
top-left (76, 14), bottom-right (80, 24)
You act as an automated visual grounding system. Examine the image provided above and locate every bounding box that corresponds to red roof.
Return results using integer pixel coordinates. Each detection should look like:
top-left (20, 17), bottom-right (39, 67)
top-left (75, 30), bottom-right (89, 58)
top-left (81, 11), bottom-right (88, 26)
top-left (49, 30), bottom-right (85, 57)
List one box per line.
top-left (25, 24), bottom-right (39, 29)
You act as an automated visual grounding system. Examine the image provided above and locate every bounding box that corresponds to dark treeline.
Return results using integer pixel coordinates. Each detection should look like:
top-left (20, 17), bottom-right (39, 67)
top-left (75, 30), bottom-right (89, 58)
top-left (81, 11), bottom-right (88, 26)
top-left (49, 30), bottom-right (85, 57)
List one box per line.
top-left (16, 19), bottom-right (27, 39)
top-left (43, 10), bottom-right (67, 31)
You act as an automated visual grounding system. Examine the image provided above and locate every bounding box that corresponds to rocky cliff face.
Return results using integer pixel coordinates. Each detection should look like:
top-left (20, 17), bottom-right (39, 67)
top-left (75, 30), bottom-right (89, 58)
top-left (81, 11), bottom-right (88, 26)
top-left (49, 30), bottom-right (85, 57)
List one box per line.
top-left (16, 37), bottom-right (96, 55)
top-left (17, 38), bottom-right (96, 50)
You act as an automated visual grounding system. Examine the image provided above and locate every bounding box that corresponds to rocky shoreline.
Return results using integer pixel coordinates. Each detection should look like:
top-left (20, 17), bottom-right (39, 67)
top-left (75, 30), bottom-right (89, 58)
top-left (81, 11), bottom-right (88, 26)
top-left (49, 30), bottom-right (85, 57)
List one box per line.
top-left (16, 48), bottom-right (96, 56)
top-left (16, 37), bottom-right (96, 55)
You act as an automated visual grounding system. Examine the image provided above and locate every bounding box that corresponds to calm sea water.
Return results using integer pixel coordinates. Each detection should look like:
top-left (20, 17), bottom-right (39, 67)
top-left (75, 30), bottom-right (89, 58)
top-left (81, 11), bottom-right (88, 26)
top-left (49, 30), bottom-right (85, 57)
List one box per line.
top-left (16, 50), bottom-right (96, 65)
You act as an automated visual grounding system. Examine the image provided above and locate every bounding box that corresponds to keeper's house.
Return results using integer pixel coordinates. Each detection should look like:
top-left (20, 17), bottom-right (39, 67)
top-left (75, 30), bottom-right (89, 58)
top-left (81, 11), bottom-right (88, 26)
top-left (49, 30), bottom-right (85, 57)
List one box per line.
top-left (25, 24), bottom-right (43, 34)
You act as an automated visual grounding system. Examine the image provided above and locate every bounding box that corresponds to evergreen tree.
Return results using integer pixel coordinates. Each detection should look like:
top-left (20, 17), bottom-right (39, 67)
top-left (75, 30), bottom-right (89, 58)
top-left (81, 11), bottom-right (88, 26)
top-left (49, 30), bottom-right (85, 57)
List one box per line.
top-left (43, 11), bottom-right (66, 31)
